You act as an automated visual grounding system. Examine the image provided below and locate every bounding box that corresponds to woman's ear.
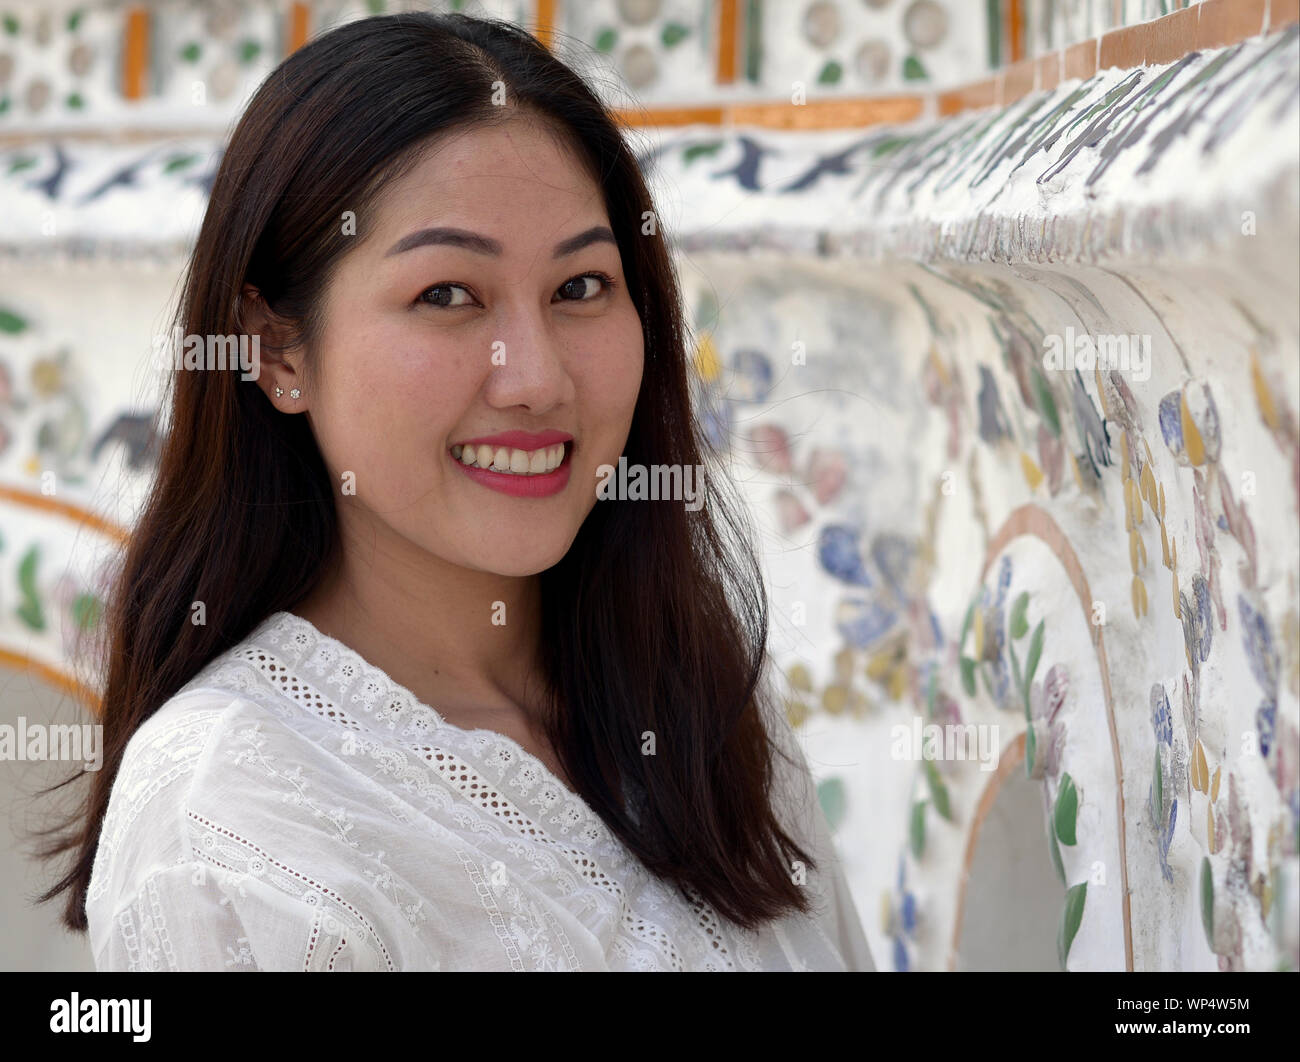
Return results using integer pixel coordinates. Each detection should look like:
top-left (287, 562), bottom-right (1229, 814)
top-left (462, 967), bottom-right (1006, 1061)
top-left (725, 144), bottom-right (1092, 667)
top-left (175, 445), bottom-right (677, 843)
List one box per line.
top-left (239, 284), bottom-right (309, 412)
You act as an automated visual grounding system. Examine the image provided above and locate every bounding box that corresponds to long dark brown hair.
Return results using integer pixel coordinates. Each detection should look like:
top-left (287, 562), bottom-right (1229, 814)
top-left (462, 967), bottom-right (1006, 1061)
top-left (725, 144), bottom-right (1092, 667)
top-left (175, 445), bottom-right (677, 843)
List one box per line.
top-left (34, 10), bottom-right (817, 936)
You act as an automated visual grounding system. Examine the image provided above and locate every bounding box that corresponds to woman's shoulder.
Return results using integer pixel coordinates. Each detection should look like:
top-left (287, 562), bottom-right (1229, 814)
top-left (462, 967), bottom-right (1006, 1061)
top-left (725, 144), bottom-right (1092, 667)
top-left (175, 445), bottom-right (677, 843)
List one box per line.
top-left (87, 677), bottom-right (308, 914)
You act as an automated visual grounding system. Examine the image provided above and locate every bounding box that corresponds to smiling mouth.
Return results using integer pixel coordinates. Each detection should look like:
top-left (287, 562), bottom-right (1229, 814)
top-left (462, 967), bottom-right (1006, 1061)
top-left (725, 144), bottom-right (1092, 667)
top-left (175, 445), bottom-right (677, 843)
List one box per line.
top-left (450, 441), bottom-right (572, 476)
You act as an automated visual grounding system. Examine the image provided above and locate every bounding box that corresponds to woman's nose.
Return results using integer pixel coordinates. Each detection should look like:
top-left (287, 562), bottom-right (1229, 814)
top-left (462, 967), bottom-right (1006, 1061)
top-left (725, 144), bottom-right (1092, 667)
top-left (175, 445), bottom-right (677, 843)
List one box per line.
top-left (481, 308), bottom-right (577, 413)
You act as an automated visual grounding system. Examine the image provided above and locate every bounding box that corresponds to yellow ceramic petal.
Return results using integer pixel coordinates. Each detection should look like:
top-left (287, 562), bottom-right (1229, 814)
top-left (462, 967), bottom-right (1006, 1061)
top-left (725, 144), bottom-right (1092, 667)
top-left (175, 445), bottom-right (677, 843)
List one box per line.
top-left (973, 606), bottom-right (984, 659)
top-left (1137, 530), bottom-right (1147, 568)
top-left (1194, 739), bottom-right (1209, 793)
top-left (692, 333), bottom-right (721, 382)
top-left (1172, 566), bottom-right (1181, 619)
top-left (1161, 521), bottom-right (1171, 569)
top-left (1120, 430), bottom-right (1131, 480)
top-left (822, 685), bottom-right (847, 715)
top-left (788, 663), bottom-right (813, 692)
top-left (1211, 766), bottom-right (1221, 803)
top-left (834, 647), bottom-right (855, 683)
top-left (1021, 450), bottom-right (1044, 491)
top-left (848, 689), bottom-right (869, 718)
top-left (1252, 350), bottom-right (1279, 431)
top-left (785, 696), bottom-right (809, 728)
top-left (929, 346), bottom-right (950, 387)
top-left (1140, 463), bottom-right (1156, 515)
top-left (888, 666), bottom-right (907, 702)
top-left (1159, 482), bottom-right (1166, 520)
top-left (866, 648), bottom-right (893, 682)
top-left (1180, 391), bottom-right (1206, 465)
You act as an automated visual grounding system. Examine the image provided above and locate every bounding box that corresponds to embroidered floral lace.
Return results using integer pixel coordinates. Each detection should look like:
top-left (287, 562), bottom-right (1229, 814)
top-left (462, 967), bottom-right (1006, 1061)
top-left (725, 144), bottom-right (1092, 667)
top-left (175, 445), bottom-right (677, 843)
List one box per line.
top-left (86, 611), bottom-right (874, 971)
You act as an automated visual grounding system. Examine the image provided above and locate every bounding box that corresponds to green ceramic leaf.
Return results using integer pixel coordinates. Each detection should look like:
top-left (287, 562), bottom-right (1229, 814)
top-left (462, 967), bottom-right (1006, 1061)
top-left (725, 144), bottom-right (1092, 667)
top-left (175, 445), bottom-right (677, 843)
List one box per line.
top-left (1009, 592), bottom-right (1030, 639)
top-left (1024, 619), bottom-right (1045, 716)
top-left (16, 546), bottom-right (45, 631)
top-left (1200, 857), bottom-right (1214, 947)
top-left (683, 140), bottom-right (723, 164)
top-left (72, 593), bottom-right (101, 631)
top-left (68, 9), bottom-right (84, 33)
top-left (960, 656), bottom-right (976, 697)
top-left (594, 27), bottom-right (617, 52)
top-left (817, 60), bottom-right (842, 85)
top-left (7, 155), bottom-right (37, 174)
top-left (1153, 745), bottom-right (1163, 821)
top-left (1055, 772), bottom-right (1078, 846)
top-left (1009, 641), bottom-right (1024, 715)
top-left (817, 776), bottom-right (847, 833)
top-left (180, 41), bottom-right (201, 63)
top-left (924, 759), bottom-right (951, 821)
top-left (660, 22), bottom-right (688, 47)
top-left (3, 14), bottom-right (19, 35)
top-left (163, 153), bottom-right (199, 174)
top-left (909, 799), bottom-right (926, 859)
top-left (1057, 881), bottom-right (1087, 968)
top-left (1031, 367), bottom-right (1061, 437)
top-left (365, 0), bottom-right (385, 12)
top-left (902, 54), bottom-right (928, 81)
top-left (1025, 620), bottom-right (1045, 688)
top-left (238, 38), bottom-right (261, 64)
top-left (1049, 823), bottom-right (1066, 885)
top-left (959, 593), bottom-right (977, 646)
top-left (1025, 720), bottom-right (1036, 777)
top-left (0, 308), bottom-right (28, 333)
top-left (65, 92), bottom-right (84, 110)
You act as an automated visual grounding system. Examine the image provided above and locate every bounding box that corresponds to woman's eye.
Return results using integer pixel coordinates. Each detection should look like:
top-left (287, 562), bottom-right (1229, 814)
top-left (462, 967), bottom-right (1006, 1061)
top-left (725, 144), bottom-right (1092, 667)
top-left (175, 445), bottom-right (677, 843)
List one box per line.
top-left (556, 273), bottom-right (613, 302)
top-left (417, 283), bottom-right (475, 308)
top-left (417, 272), bottom-right (614, 309)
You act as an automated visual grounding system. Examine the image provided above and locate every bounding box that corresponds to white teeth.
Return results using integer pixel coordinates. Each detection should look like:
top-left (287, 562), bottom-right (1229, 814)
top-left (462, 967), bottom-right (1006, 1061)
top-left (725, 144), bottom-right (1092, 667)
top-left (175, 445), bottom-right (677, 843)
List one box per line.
top-left (452, 441), bottom-right (568, 475)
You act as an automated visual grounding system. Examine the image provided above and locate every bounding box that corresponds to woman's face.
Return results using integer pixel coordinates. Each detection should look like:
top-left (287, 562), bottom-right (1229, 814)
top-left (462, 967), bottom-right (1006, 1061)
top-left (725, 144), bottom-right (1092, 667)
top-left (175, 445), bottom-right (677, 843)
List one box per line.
top-left (286, 115), bottom-right (644, 577)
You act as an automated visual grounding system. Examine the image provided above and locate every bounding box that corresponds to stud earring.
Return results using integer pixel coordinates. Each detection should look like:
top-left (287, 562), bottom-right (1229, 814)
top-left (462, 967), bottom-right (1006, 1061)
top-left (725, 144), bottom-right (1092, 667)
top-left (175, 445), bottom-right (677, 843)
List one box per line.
top-left (290, 388), bottom-right (301, 399)
top-left (274, 387), bottom-right (283, 397)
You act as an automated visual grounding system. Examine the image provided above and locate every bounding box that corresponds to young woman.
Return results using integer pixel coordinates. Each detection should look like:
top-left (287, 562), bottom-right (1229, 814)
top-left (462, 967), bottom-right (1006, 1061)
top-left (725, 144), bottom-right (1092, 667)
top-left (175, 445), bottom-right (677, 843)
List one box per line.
top-left (37, 11), bottom-right (874, 972)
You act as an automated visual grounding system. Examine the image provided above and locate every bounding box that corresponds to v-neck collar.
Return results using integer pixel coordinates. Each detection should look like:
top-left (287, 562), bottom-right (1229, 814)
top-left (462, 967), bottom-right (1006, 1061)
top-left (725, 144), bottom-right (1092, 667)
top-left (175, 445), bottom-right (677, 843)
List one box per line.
top-left (243, 610), bottom-right (633, 858)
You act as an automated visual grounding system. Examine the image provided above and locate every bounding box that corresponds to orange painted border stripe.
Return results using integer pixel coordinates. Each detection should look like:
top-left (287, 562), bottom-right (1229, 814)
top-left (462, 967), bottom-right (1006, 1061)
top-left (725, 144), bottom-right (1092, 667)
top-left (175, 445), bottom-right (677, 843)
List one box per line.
top-left (0, 487), bottom-right (128, 544)
top-left (288, 2), bottom-right (310, 54)
top-left (123, 7), bottom-right (149, 101)
top-left (614, 95), bottom-right (923, 129)
top-left (1008, 0), bottom-right (1026, 63)
top-left (0, 647), bottom-right (101, 711)
top-left (535, 0), bottom-right (557, 50)
top-left (716, 0), bottom-right (739, 85)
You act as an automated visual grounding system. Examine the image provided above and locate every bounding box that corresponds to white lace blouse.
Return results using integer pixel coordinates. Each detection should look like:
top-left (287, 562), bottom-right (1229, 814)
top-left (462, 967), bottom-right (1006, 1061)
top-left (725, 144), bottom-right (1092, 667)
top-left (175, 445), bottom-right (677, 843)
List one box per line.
top-left (85, 611), bottom-right (874, 971)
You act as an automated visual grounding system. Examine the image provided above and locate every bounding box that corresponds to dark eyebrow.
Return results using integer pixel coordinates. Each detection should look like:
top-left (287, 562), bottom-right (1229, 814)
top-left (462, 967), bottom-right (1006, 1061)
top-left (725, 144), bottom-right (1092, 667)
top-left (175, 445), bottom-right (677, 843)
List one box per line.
top-left (385, 225), bottom-right (616, 259)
